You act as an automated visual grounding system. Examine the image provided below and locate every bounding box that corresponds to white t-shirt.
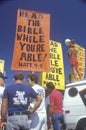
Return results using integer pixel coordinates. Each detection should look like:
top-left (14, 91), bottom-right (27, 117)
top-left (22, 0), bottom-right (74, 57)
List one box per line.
top-left (30, 84), bottom-right (46, 113)
top-left (0, 86), bottom-right (5, 119)
top-left (0, 86), bottom-right (5, 105)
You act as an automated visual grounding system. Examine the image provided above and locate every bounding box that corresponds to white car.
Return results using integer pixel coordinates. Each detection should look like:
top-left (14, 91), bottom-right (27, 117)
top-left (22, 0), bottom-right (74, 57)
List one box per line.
top-left (63, 80), bottom-right (86, 130)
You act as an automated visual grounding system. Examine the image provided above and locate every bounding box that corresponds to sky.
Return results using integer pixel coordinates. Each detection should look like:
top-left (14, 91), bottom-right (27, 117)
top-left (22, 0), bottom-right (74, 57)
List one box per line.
top-left (0, 0), bottom-right (86, 86)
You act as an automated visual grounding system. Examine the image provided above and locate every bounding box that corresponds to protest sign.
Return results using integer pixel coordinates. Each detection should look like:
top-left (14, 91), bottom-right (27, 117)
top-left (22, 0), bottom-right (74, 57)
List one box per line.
top-left (11, 9), bottom-right (50, 72)
top-left (40, 40), bottom-right (65, 90)
top-left (0, 60), bottom-right (5, 73)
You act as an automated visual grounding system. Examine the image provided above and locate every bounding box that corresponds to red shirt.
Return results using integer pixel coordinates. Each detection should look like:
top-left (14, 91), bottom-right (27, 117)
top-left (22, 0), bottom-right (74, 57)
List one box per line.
top-left (50, 89), bottom-right (63, 113)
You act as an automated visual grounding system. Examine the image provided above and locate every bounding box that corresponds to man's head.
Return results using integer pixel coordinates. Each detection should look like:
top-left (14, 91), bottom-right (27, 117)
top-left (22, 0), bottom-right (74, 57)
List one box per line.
top-left (70, 40), bottom-right (75, 47)
top-left (46, 82), bottom-right (55, 94)
top-left (65, 39), bottom-right (75, 47)
top-left (13, 72), bottom-right (24, 83)
top-left (0, 72), bottom-right (7, 86)
top-left (27, 74), bottom-right (38, 87)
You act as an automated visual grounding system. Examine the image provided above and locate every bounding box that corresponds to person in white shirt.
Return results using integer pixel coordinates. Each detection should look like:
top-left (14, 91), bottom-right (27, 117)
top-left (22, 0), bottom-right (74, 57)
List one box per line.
top-left (45, 88), bottom-right (52, 130)
top-left (27, 73), bottom-right (47, 130)
top-left (0, 72), bottom-right (7, 128)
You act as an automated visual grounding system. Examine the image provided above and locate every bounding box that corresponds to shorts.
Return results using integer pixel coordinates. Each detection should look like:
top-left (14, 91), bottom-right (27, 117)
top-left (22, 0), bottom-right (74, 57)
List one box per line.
top-left (70, 57), bottom-right (78, 68)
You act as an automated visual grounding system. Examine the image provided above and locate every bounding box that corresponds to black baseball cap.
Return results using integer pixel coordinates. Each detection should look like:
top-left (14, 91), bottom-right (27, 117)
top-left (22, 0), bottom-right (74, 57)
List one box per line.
top-left (0, 72), bottom-right (8, 79)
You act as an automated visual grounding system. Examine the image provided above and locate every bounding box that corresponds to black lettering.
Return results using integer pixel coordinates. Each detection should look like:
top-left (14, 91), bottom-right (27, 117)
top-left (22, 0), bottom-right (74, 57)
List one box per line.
top-left (45, 73), bottom-right (59, 81)
top-left (19, 11), bottom-right (25, 17)
top-left (56, 68), bottom-right (62, 74)
top-left (19, 42), bottom-right (26, 50)
top-left (27, 54), bottom-right (42, 61)
top-left (17, 33), bottom-right (22, 40)
top-left (19, 43), bottom-right (45, 52)
top-left (19, 62), bottom-right (22, 67)
top-left (39, 35), bottom-right (45, 42)
top-left (45, 73), bottom-right (49, 79)
top-left (51, 60), bottom-right (58, 66)
top-left (17, 25), bottom-right (22, 32)
top-left (39, 28), bottom-right (44, 34)
top-left (20, 53), bottom-right (26, 61)
top-left (28, 27), bottom-right (32, 34)
top-left (37, 20), bottom-right (41, 26)
top-left (50, 48), bottom-right (57, 53)
top-left (29, 36), bottom-right (32, 43)
top-left (27, 20), bottom-right (32, 26)
top-left (17, 34), bottom-right (33, 42)
top-left (27, 54), bottom-right (32, 61)
top-left (33, 36), bottom-right (38, 43)
top-left (33, 28), bottom-right (38, 34)
top-left (37, 54), bottom-right (41, 61)
top-left (51, 67), bottom-right (55, 73)
top-left (19, 11), bottom-right (43, 19)
top-left (50, 54), bottom-right (60, 59)
top-left (56, 75), bottom-right (59, 81)
top-left (19, 62), bottom-right (32, 67)
top-left (19, 11), bottom-right (29, 18)
top-left (23, 34), bottom-right (29, 42)
top-left (50, 41), bottom-right (58, 47)
top-left (17, 25), bottom-right (27, 33)
top-left (36, 44), bottom-right (45, 52)
top-left (31, 13), bottom-right (37, 19)
top-left (17, 26), bottom-right (44, 35)
top-left (17, 34), bottom-right (45, 43)
top-left (27, 20), bottom-right (41, 26)
top-left (26, 44), bottom-right (35, 52)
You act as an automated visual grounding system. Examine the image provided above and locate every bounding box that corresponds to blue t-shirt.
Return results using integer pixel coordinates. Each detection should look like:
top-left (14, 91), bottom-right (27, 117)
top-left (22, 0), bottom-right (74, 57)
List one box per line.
top-left (3, 83), bottom-right (38, 114)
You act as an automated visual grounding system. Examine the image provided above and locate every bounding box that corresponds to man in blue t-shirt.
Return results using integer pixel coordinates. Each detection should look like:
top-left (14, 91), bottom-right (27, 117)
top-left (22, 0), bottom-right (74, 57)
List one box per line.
top-left (1, 72), bottom-right (42, 130)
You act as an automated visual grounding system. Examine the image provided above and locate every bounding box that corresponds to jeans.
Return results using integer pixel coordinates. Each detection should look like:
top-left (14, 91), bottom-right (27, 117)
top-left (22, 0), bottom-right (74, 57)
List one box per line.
top-left (6, 115), bottom-right (30, 130)
top-left (52, 113), bottom-right (63, 130)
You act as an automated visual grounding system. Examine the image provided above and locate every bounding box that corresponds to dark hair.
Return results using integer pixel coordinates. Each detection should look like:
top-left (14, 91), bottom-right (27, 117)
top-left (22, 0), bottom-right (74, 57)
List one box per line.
top-left (14, 72), bottom-right (24, 80)
top-left (27, 74), bottom-right (38, 84)
top-left (46, 82), bottom-right (55, 90)
top-left (70, 40), bottom-right (75, 47)
top-left (0, 72), bottom-right (7, 79)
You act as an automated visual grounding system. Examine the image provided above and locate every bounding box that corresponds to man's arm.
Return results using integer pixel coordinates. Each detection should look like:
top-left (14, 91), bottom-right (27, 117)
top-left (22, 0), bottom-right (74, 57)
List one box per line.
top-left (49, 102), bottom-right (54, 114)
top-left (1, 99), bottom-right (8, 122)
top-left (67, 48), bottom-right (72, 56)
top-left (29, 95), bottom-right (42, 113)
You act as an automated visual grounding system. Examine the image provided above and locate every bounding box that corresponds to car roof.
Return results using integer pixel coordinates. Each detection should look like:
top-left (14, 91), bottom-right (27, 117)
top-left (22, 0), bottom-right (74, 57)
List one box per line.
top-left (66, 79), bottom-right (86, 88)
